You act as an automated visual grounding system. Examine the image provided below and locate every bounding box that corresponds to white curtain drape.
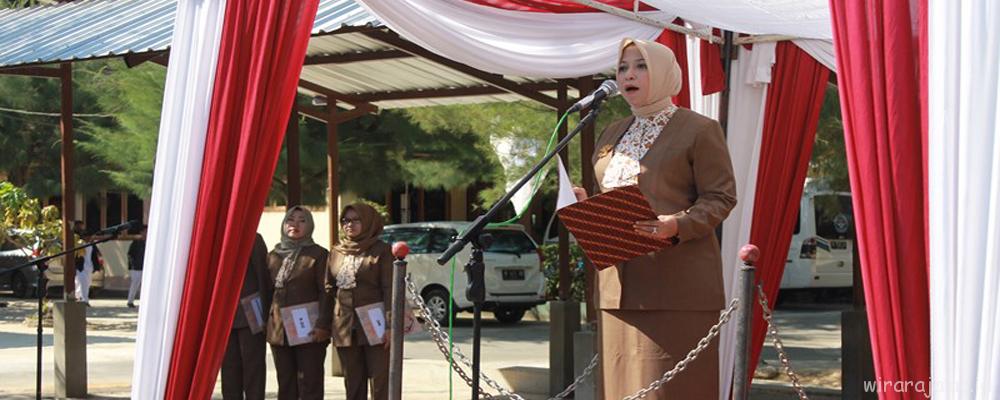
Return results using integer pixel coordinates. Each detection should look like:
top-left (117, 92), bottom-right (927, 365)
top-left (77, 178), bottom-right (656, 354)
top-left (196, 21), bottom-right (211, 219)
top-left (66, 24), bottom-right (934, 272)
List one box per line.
top-left (718, 43), bottom-right (775, 400)
top-left (793, 39), bottom-right (836, 72)
top-left (929, 0), bottom-right (1000, 398)
top-left (130, 1), bottom-right (226, 398)
top-left (686, 29), bottom-right (721, 119)
top-left (353, 0), bottom-right (671, 78)
top-left (643, 0), bottom-right (831, 39)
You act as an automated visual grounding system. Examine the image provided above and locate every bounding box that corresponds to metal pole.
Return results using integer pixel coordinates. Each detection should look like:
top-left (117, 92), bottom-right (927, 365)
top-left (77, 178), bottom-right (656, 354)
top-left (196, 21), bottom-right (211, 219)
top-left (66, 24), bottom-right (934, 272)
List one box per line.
top-left (388, 243), bottom-right (409, 400)
top-left (733, 244), bottom-right (760, 400)
top-left (465, 234), bottom-right (491, 400)
top-left (37, 264), bottom-right (46, 400)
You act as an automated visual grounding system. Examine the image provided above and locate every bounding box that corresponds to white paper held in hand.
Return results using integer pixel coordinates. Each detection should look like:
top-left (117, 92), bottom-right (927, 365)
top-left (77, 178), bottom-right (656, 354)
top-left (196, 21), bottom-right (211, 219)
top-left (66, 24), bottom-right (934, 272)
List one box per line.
top-left (556, 155), bottom-right (578, 210)
top-left (291, 307), bottom-right (311, 338)
top-left (369, 308), bottom-right (387, 339)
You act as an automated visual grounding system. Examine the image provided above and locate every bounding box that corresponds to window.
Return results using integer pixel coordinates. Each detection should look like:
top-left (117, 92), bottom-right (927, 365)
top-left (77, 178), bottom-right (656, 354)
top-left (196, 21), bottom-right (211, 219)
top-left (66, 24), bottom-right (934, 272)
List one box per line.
top-left (814, 194), bottom-right (854, 240)
top-left (428, 229), bottom-right (458, 253)
top-left (485, 229), bottom-right (537, 254)
top-left (381, 228), bottom-right (433, 254)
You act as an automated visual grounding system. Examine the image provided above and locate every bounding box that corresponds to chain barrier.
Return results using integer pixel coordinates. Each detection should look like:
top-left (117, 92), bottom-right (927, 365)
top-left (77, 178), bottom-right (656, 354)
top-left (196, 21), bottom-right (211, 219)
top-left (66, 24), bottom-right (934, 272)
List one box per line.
top-left (757, 284), bottom-right (809, 400)
top-left (405, 276), bottom-right (803, 400)
top-left (621, 298), bottom-right (739, 399)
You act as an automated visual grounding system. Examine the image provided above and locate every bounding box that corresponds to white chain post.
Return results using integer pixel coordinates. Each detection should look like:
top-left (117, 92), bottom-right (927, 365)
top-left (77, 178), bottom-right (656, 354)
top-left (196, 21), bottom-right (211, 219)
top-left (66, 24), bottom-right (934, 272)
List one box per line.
top-left (756, 284), bottom-right (809, 400)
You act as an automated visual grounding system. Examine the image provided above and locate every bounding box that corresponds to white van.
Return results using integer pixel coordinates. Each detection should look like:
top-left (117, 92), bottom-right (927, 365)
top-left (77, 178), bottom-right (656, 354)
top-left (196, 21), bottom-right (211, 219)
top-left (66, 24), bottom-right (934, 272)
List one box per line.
top-left (380, 221), bottom-right (545, 325)
top-left (780, 189), bottom-right (855, 290)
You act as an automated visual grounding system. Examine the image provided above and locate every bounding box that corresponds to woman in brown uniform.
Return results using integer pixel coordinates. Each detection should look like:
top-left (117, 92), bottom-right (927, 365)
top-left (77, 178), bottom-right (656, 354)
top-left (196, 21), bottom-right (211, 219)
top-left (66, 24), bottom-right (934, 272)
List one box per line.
top-left (575, 38), bottom-right (737, 399)
top-left (265, 206), bottom-right (333, 400)
top-left (327, 203), bottom-right (393, 400)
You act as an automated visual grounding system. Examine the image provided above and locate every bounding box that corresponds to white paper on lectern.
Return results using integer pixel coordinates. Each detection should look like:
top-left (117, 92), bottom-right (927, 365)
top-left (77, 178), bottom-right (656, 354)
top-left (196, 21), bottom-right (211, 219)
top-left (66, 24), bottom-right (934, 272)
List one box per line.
top-left (556, 155), bottom-right (578, 210)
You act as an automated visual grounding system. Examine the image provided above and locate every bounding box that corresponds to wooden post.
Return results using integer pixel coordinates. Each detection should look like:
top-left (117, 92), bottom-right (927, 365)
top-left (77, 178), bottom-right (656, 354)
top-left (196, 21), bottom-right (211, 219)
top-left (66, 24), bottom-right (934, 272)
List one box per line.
top-left (60, 62), bottom-right (76, 299)
top-left (287, 103), bottom-right (302, 207)
top-left (327, 103), bottom-right (339, 248)
top-left (578, 75), bottom-right (597, 324)
top-left (556, 81), bottom-right (571, 301)
top-left (718, 31), bottom-right (735, 134)
top-left (417, 188), bottom-right (425, 222)
top-left (99, 191), bottom-right (108, 229)
top-left (120, 192), bottom-right (128, 224)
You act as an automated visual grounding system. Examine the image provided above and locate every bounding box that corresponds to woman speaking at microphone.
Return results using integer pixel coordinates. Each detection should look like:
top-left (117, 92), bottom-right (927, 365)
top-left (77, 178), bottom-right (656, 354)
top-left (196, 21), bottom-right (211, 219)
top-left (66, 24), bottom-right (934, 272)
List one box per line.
top-left (574, 38), bottom-right (736, 399)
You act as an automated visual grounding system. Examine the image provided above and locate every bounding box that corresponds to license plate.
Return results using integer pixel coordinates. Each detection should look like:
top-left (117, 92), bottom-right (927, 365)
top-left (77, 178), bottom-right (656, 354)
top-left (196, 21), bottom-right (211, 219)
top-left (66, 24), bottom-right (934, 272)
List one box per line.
top-left (502, 269), bottom-right (525, 280)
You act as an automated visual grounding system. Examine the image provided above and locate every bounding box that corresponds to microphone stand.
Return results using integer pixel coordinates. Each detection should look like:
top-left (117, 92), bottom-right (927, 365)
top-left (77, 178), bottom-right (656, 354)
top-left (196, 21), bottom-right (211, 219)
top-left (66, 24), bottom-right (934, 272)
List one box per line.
top-left (437, 100), bottom-right (607, 399)
top-left (1, 233), bottom-right (119, 400)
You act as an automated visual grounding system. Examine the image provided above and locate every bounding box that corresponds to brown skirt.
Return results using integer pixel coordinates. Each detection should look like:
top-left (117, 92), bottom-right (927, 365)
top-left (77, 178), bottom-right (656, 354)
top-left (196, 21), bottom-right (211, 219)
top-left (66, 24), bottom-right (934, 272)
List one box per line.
top-left (599, 309), bottom-right (720, 400)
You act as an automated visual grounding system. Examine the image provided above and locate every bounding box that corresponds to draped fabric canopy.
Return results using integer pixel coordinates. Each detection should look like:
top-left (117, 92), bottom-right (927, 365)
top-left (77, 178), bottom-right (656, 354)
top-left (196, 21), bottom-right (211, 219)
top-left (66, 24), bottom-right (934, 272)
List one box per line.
top-left (354, 0), bottom-right (671, 78)
top-left (128, 0), bottom-right (1000, 398)
top-left (929, 0), bottom-right (1000, 398)
top-left (830, 2), bottom-right (931, 398)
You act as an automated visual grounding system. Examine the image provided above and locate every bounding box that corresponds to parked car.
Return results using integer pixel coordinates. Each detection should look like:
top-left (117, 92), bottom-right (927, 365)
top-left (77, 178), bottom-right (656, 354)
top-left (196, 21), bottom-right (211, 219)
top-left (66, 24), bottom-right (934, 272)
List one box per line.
top-left (0, 238), bottom-right (40, 298)
top-left (780, 189), bottom-right (855, 291)
top-left (380, 221), bottom-right (545, 325)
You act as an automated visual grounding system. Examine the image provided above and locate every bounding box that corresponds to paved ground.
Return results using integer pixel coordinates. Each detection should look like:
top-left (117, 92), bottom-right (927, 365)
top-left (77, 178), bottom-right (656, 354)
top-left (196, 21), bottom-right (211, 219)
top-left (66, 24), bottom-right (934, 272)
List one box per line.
top-left (0, 293), bottom-right (844, 399)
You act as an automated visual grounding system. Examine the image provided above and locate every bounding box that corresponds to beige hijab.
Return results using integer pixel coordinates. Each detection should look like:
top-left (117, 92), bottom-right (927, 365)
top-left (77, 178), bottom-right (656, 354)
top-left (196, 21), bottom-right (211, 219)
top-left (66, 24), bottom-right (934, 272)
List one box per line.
top-left (333, 202), bottom-right (384, 255)
top-left (618, 38), bottom-right (683, 118)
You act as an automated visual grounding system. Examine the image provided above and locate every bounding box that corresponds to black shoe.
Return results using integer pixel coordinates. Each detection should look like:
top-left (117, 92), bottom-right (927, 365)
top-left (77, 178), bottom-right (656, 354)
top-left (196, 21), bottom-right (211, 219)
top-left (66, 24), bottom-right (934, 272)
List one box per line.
top-left (127, 303), bottom-right (136, 308)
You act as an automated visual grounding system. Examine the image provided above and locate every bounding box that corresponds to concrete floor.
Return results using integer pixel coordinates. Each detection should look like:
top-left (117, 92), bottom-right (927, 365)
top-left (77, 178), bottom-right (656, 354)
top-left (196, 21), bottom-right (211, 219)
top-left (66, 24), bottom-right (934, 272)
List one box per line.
top-left (0, 294), bottom-right (845, 399)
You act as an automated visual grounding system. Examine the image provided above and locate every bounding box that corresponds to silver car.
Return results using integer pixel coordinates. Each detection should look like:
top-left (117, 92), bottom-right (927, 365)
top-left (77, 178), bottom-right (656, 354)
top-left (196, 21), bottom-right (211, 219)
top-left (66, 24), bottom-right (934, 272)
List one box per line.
top-left (380, 221), bottom-right (545, 325)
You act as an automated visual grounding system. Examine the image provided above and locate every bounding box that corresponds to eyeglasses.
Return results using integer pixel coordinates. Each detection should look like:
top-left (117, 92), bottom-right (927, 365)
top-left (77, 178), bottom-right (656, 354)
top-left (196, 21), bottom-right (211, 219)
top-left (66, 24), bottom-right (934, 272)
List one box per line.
top-left (340, 218), bottom-right (362, 225)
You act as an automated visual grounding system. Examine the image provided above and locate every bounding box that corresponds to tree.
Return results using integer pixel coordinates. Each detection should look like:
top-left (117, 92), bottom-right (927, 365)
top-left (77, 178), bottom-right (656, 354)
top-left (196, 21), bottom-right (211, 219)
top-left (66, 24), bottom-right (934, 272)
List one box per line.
top-left (402, 96), bottom-right (632, 206)
top-left (0, 181), bottom-right (63, 256)
top-left (268, 108), bottom-right (499, 206)
top-left (0, 63), bottom-right (117, 199)
top-left (808, 84), bottom-right (850, 192)
top-left (78, 63), bottom-right (165, 199)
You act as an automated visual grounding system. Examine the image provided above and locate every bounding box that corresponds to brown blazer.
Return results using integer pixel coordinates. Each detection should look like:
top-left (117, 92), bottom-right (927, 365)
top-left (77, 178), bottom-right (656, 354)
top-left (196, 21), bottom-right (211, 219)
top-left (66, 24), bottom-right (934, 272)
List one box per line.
top-left (265, 244), bottom-right (334, 346)
top-left (591, 108), bottom-right (737, 311)
top-left (233, 234), bottom-right (273, 330)
top-left (326, 241), bottom-right (394, 347)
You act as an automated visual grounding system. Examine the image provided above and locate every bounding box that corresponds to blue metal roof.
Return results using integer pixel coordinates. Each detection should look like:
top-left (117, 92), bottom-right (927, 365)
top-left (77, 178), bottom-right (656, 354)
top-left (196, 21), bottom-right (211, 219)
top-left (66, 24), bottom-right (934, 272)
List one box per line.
top-left (0, 0), bottom-right (381, 68)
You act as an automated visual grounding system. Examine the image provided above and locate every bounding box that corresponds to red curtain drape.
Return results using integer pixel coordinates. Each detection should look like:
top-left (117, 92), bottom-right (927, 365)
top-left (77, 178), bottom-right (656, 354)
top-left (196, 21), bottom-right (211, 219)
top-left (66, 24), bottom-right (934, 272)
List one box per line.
top-left (700, 28), bottom-right (725, 95)
top-left (164, 0), bottom-right (320, 398)
top-left (655, 28), bottom-right (691, 108)
top-left (829, 1), bottom-right (930, 398)
top-left (745, 42), bottom-right (830, 379)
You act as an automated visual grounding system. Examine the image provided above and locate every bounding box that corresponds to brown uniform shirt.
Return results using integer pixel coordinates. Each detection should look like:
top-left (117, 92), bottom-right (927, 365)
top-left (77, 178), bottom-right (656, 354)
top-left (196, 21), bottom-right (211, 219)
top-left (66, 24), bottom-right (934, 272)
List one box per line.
top-left (265, 244), bottom-right (334, 346)
top-left (326, 241), bottom-right (394, 347)
top-left (592, 109), bottom-right (737, 311)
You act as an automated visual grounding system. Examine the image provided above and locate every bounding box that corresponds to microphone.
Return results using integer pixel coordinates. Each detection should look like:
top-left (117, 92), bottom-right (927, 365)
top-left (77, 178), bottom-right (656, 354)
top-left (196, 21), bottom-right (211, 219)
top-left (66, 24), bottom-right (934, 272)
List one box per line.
top-left (93, 220), bottom-right (142, 236)
top-left (567, 80), bottom-right (618, 113)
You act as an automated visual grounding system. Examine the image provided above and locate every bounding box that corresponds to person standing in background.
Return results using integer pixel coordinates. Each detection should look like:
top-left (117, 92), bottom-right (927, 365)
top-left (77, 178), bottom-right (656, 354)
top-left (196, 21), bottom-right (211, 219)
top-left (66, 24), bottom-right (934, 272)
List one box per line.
top-left (328, 203), bottom-right (394, 400)
top-left (75, 229), bottom-right (103, 306)
top-left (126, 225), bottom-right (147, 308)
top-left (266, 206), bottom-right (333, 400)
top-left (222, 233), bottom-right (273, 400)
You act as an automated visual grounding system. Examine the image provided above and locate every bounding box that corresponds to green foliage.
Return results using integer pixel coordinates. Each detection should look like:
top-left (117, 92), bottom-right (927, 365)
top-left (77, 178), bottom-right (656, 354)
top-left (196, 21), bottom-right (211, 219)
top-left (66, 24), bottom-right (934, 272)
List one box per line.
top-left (403, 97), bottom-right (632, 208)
top-left (0, 181), bottom-right (63, 256)
top-left (0, 64), bottom-right (114, 199)
top-left (0, 0), bottom-right (43, 8)
top-left (539, 242), bottom-right (586, 301)
top-left (78, 63), bottom-right (165, 199)
top-left (808, 84), bottom-right (850, 192)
